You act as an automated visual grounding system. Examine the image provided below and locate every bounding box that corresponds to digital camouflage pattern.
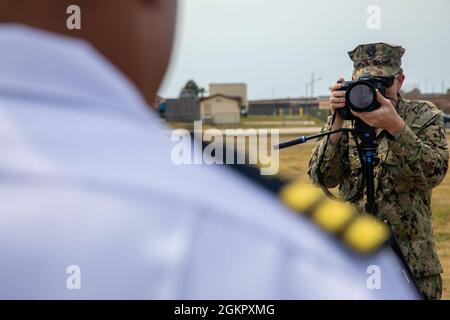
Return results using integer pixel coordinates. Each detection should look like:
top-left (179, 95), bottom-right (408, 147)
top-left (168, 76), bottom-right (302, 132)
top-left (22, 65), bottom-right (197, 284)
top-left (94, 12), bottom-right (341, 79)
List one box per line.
top-left (416, 274), bottom-right (443, 300)
top-left (307, 97), bottom-right (449, 299)
top-left (348, 42), bottom-right (405, 78)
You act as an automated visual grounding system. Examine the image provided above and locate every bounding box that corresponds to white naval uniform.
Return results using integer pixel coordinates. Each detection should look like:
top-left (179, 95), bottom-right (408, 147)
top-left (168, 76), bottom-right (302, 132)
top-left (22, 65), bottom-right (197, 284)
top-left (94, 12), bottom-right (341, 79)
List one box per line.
top-left (0, 24), bottom-right (418, 299)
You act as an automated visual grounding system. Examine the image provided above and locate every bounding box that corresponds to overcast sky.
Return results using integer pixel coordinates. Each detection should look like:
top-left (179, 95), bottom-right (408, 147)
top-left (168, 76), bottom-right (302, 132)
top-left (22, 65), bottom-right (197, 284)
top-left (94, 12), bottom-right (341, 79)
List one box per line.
top-left (158, 0), bottom-right (450, 100)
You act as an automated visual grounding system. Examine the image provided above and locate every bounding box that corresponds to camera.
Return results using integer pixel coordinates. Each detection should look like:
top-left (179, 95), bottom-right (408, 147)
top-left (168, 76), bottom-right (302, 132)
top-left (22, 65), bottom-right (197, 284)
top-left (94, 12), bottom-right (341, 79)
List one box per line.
top-left (337, 75), bottom-right (392, 120)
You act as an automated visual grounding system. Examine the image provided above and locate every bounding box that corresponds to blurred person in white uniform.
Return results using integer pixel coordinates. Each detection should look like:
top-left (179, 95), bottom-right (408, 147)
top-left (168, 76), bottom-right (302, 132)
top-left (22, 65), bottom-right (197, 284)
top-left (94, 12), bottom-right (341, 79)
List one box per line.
top-left (0, 0), bottom-right (418, 299)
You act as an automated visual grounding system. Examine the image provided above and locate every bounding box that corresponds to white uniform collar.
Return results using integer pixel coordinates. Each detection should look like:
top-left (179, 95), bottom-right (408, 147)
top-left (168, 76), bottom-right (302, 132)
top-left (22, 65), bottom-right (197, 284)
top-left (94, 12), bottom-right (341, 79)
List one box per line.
top-left (0, 23), bottom-right (150, 118)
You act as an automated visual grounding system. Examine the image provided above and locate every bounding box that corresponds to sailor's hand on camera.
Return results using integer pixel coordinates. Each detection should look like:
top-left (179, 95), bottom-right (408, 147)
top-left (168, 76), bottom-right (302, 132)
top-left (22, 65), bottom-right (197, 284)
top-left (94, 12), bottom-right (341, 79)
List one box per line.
top-left (328, 78), bottom-right (346, 144)
top-left (329, 78), bottom-right (346, 115)
top-left (351, 89), bottom-right (406, 134)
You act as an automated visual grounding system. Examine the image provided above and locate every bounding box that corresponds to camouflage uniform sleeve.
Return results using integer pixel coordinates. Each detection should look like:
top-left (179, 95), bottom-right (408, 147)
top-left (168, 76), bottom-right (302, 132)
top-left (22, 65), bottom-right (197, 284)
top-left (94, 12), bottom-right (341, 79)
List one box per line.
top-left (388, 112), bottom-right (449, 191)
top-left (307, 115), bottom-right (350, 188)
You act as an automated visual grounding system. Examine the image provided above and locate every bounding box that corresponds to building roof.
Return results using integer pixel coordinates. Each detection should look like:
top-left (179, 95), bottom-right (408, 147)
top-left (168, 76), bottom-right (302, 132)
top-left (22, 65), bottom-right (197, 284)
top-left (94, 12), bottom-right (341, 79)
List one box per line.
top-left (209, 82), bottom-right (247, 86)
top-left (200, 93), bottom-right (241, 103)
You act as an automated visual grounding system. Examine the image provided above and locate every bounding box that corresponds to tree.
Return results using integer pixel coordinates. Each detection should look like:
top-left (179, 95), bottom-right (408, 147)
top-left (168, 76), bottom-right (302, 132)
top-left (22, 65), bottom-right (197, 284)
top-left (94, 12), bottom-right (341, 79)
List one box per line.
top-left (198, 87), bottom-right (206, 98)
top-left (180, 80), bottom-right (205, 98)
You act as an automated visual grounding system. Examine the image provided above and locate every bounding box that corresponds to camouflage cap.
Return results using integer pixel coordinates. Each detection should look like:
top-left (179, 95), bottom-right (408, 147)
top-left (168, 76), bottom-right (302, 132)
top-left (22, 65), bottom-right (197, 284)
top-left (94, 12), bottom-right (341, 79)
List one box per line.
top-left (348, 42), bottom-right (405, 78)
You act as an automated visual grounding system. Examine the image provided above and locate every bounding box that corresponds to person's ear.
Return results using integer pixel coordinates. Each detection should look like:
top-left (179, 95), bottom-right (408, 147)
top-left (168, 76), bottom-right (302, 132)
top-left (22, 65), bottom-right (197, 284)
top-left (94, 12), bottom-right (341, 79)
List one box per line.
top-left (396, 73), bottom-right (405, 91)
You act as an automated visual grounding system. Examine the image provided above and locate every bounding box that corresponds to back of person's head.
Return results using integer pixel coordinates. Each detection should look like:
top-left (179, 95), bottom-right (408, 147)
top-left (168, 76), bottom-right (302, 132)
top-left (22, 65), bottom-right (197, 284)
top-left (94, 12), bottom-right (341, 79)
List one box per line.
top-left (0, 0), bottom-right (178, 105)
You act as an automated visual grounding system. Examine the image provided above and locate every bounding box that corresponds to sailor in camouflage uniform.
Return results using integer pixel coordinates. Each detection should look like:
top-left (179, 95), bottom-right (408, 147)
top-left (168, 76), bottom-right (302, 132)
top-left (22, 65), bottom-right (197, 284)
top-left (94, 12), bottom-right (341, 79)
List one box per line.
top-left (307, 43), bottom-right (449, 299)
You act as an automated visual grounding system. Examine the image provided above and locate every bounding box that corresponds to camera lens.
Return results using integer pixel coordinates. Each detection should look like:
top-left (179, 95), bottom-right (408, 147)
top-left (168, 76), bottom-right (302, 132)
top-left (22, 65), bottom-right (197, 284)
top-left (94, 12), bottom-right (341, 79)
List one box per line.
top-left (348, 83), bottom-right (374, 110)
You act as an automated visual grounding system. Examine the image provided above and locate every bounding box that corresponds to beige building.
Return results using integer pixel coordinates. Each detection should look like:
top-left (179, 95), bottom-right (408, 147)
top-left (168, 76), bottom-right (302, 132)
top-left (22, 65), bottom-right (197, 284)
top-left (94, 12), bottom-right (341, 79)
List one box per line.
top-left (209, 83), bottom-right (248, 111)
top-left (200, 94), bottom-right (241, 124)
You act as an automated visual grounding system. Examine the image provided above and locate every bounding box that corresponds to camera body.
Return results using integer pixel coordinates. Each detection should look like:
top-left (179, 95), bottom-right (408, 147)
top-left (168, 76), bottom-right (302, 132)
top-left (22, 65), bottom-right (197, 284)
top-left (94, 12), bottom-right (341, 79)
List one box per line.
top-left (337, 75), bottom-right (387, 120)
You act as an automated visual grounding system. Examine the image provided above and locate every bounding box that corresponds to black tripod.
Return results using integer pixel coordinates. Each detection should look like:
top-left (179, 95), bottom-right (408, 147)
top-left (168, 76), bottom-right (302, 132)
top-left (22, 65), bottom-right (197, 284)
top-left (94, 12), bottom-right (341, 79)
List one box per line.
top-left (275, 119), bottom-right (423, 298)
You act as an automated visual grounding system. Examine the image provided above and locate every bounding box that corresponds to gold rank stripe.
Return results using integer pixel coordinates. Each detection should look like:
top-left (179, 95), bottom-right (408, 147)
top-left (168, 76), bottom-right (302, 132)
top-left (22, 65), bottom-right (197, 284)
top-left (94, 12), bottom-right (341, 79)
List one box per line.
top-left (278, 181), bottom-right (325, 213)
top-left (342, 215), bottom-right (390, 254)
top-left (279, 182), bottom-right (390, 255)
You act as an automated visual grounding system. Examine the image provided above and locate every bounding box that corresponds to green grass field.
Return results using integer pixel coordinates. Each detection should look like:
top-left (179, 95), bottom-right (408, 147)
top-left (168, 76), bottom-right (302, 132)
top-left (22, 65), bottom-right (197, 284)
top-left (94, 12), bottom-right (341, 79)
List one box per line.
top-left (274, 135), bottom-right (450, 299)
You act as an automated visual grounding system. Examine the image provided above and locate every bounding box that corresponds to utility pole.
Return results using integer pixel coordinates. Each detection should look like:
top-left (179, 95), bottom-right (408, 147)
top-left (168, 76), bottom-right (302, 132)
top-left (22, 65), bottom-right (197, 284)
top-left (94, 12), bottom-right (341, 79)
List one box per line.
top-left (272, 86), bottom-right (279, 117)
top-left (305, 72), bottom-right (322, 98)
